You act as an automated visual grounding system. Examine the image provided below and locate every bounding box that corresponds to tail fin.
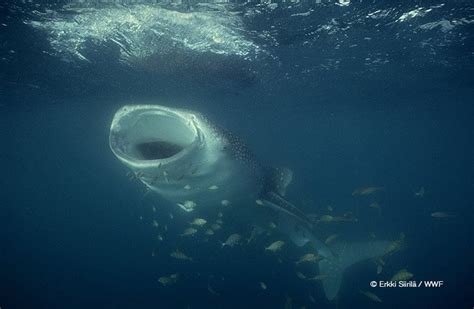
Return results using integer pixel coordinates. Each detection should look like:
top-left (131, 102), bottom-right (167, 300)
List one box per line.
top-left (318, 241), bottom-right (391, 300)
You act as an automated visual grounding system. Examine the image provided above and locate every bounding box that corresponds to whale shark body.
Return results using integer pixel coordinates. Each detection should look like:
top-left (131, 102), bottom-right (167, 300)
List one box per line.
top-left (109, 105), bottom-right (390, 300)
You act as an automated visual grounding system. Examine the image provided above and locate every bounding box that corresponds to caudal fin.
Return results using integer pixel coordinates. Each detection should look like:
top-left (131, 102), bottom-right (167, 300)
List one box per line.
top-left (318, 241), bottom-right (391, 300)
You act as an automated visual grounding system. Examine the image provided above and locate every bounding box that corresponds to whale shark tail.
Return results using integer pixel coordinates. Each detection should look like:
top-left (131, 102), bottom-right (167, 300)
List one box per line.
top-left (260, 188), bottom-right (392, 300)
top-left (318, 241), bottom-right (391, 300)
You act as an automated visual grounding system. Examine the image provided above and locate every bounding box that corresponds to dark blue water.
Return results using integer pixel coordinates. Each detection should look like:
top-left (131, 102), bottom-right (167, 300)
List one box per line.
top-left (1, 1), bottom-right (473, 308)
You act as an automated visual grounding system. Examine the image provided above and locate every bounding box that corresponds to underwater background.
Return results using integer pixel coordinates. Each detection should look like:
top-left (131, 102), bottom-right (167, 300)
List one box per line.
top-left (1, 0), bottom-right (473, 308)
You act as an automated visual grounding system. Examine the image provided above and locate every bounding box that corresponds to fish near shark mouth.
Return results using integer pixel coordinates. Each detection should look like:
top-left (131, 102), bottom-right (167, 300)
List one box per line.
top-left (109, 105), bottom-right (199, 166)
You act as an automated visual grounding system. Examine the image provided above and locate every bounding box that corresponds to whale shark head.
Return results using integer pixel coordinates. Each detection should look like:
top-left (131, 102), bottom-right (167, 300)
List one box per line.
top-left (109, 105), bottom-right (264, 208)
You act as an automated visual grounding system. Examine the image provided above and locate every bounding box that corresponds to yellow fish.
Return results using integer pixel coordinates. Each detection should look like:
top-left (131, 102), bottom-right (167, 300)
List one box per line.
top-left (295, 253), bottom-right (321, 265)
top-left (352, 186), bottom-right (384, 196)
top-left (190, 218), bottom-right (207, 226)
top-left (158, 273), bottom-right (179, 286)
top-left (296, 272), bottom-right (306, 279)
top-left (391, 269), bottom-right (414, 281)
top-left (318, 215), bottom-right (334, 222)
top-left (374, 257), bottom-right (385, 274)
top-left (170, 249), bottom-right (192, 261)
top-left (265, 240), bottom-right (285, 252)
top-left (210, 224), bottom-right (221, 231)
top-left (431, 212), bottom-right (456, 218)
top-left (360, 290), bottom-right (382, 302)
top-left (369, 202), bottom-right (381, 210)
top-left (384, 232), bottom-right (405, 256)
top-left (181, 227), bottom-right (197, 237)
top-left (325, 234), bottom-right (339, 245)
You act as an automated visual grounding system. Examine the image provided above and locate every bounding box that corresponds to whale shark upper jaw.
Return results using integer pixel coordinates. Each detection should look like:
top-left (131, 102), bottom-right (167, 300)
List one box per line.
top-left (109, 105), bottom-right (202, 169)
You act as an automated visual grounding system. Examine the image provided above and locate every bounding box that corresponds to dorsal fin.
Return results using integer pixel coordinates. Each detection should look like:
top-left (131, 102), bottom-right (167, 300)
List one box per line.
top-left (267, 167), bottom-right (293, 197)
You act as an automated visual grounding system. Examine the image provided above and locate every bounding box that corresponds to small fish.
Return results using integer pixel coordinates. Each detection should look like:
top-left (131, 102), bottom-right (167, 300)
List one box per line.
top-left (181, 228), bottom-right (198, 237)
top-left (360, 290), bottom-right (382, 303)
top-left (247, 226), bottom-right (263, 244)
top-left (217, 212), bottom-right (223, 218)
top-left (431, 212), bottom-right (456, 219)
top-left (369, 202), bottom-right (381, 210)
top-left (374, 257), bottom-right (384, 274)
top-left (208, 185), bottom-right (219, 190)
top-left (211, 224), bottom-right (221, 231)
top-left (184, 184), bottom-right (191, 190)
top-left (221, 200), bottom-right (231, 206)
top-left (169, 213), bottom-right (174, 219)
top-left (190, 218), bottom-right (207, 226)
top-left (158, 273), bottom-right (179, 286)
top-left (265, 240), bottom-right (285, 252)
top-left (375, 257), bottom-right (385, 266)
top-left (268, 222), bottom-right (277, 229)
top-left (170, 249), bottom-right (192, 261)
top-left (152, 220), bottom-right (159, 227)
top-left (308, 294), bottom-right (316, 303)
top-left (391, 269), bottom-right (413, 281)
top-left (222, 233), bottom-right (241, 247)
top-left (157, 235), bottom-right (163, 241)
top-left (352, 186), bottom-right (384, 196)
top-left (177, 200), bottom-right (197, 212)
top-left (325, 234), bottom-right (339, 245)
top-left (327, 205), bottom-right (333, 212)
top-left (205, 229), bottom-right (215, 236)
top-left (216, 219), bottom-right (223, 225)
top-left (255, 199), bottom-right (264, 206)
top-left (296, 253), bottom-right (321, 265)
top-left (308, 274), bottom-right (328, 281)
top-left (414, 186), bottom-right (425, 198)
top-left (152, 206), bottom-right (157, 212)
top-left (384, 233), bottom-right (405, 256)
top-left (296, 272), bottom-right (307, 279)
top-left (318, 215), bottom-right (334, 222)
top-left (259, 282), bottom-right (267, 290)
top-left (377, 264), bottom-right (383, 275)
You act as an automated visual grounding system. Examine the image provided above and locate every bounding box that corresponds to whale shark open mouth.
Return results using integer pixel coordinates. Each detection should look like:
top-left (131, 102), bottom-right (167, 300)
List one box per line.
top-left (135, 141), bottom-right (183, 160)
top-left (109, 105), bottom-right (197, 164)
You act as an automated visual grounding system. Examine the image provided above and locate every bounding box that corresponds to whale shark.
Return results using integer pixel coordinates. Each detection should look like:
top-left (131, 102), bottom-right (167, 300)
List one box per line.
top-left (109, 104), bottom-right (391, 300)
